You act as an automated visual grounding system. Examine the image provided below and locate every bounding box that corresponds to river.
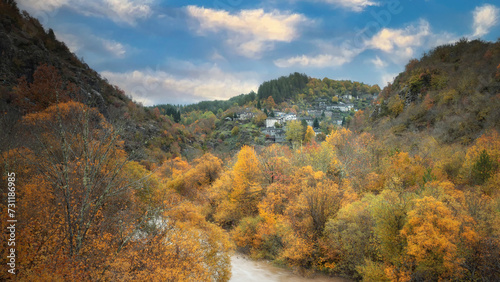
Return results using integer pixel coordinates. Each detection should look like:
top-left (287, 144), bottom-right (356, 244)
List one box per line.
top-left (229, 256), bottom-right (351, 282)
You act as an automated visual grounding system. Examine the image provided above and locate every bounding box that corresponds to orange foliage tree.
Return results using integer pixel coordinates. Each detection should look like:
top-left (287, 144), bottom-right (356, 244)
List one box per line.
top-left (0, 101), bottom-right (234, 280)
top-left (167, 153), bottom-right (223, 201)
top-left (401, 196), bottom-right (466, 280)
top-left (13, 64), bottom-right (77, 113)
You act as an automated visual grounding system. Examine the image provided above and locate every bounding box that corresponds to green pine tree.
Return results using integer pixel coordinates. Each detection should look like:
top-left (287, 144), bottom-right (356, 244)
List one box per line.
top-left (471, 149), bottom-right (496, 185)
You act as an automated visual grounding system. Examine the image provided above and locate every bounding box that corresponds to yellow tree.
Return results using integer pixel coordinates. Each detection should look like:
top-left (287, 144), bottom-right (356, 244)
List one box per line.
top-left (383, 152), bottom-right (426, 191)
top-left (401, 196), bottom-right (464, 280)
top-left (213, 146), bottom-right (263, 227)
top-left (325, 128), bottom-right (354, 179)
top-left (325, 128), bottom-right (379, 191)
top-left (102, 199), bottom-right (233, 281)
top-left (286, 120), bottom-right (304, 148)
top-left (167, 153), bottom-right (222, 201)
top-left (387, 94), bottom-right (404, 116)
top-left (304, 125), bottom-right (315, 144)
top-left (231, 146), bottom-right (263, 218)
top-left (21, 102), bottom-right (128, 255)
top-left (1, 148), bottom-right (87, 280)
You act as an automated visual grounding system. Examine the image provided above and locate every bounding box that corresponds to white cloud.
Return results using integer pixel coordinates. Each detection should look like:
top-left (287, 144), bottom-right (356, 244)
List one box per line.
top-left (366, 19), bottom-right (431, 63)
top-left (186, 6), bottom-right (308, 58)
top-left (274, 40), bottom-right (362, 68)
top-left (210, 50), bottom-right (227, 62)
top-left (313, 0), bottom-right (378, 12)
top-left (368, 21), bottom-right (456, 64)
top-left (274, 19), bottom-right (455, 69)
top-left (370, 56), bottom-right (387, 68)
top-left (17, 0), bottom-right (69, 12)
top-left (17, 0), bottom-right (153, 25)
top-left (380, 72), bottom-right (398, 87)
top-left (274, 54), bottom-right (347, 68)
top-left (472, 4), bottom-right (499, 37)
top-left (100, 64), bottom-right (260, 105)
top-left (274, 20), bottom-right (434, 69)
top-left (368, 19), bottom-right (430, 53)
top-left (55, 31), bottom-right (127, 58)
top-left (102, 40), bottom-right (126, 58)
top-left (274, 52), bottom-right (353, 68)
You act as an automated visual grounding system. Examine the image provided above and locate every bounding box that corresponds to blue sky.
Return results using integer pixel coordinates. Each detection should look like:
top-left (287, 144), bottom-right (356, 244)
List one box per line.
top-left (17, 0), bottom-right (500, 106)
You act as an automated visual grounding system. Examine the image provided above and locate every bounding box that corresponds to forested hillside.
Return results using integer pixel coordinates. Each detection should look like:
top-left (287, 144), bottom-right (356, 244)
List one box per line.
top-left (1, 0), bottom-right (499, 281)
top-left (359, 38), bottom-right (500, 145)
top-left (257, 72), bottom-right (309, 103)
top-left (0, 0), bottom-right (197, 167)
top-left (1, 1), bottom-right (233, 280)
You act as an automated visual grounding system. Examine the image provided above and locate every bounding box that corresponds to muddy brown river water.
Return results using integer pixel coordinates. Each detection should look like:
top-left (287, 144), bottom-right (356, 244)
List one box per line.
top-left (229, 256), bottom-right (352, 282)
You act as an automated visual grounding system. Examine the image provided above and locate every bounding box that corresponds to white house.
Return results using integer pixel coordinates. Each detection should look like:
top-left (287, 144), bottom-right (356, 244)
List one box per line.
top-left (263, 127), bottom-right (286, 143)
top-left (283, 114), bottom-right (297, 121)
top-left (237, 112), bottom-right (254, 120)
top-left (337, 103), bottom-right (354, 112)
top-left (265, 117), bottom-right (282, 128)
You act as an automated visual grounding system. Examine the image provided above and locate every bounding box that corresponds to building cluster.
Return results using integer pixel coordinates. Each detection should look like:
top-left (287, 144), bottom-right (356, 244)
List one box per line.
top-left (262, 127), bottom-right (286, 143)
top-left (263, 112), bottom-right (316, 143)
top-left (261, 98), bottom-right (360, 143)
top-left (228, 96), bottom-right (370, 143)
top-left (236, 111), bottom-right (255, 120)
top-left (326, 102), bottom-right (354, 112)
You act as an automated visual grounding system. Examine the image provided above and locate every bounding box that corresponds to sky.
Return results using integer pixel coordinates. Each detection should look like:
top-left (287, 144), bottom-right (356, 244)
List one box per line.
top-left (17, 0), bottom-right (500, 106)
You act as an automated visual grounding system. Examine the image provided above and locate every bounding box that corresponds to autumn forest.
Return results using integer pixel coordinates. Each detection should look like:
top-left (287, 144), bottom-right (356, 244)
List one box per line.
top-left (1, 1), bottom-right (500, 281)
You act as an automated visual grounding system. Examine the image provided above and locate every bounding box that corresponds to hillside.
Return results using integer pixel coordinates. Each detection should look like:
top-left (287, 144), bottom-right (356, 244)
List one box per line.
top-left (0, 0), bottom-right (185, 167)
top-left (362, 39), bottom-right (500, 145)
top-left (0, 1), bottom-right (128, 114)
top-left (152, 73), bottom-right (380, 157)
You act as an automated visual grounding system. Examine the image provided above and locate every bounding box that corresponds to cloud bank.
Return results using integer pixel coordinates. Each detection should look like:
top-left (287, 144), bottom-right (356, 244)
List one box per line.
top-left (186, 6), bottom-right (308, 58)
top-left (18, 0), bottom-right (153, 25)
top-left (101, 64), bottom-right (260, 105)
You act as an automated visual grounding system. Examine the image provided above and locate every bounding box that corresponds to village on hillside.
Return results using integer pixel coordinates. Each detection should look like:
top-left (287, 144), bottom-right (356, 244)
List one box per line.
top-left (227, 93), bottom-right (377, 144)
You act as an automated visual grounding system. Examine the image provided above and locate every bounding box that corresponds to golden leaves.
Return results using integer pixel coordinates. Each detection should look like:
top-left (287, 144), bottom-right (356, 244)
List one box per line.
top-left (304, 125), bottom-right (315, 144)
top-left (401, 196), bottom-right (465, 279)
